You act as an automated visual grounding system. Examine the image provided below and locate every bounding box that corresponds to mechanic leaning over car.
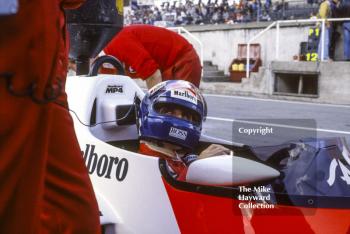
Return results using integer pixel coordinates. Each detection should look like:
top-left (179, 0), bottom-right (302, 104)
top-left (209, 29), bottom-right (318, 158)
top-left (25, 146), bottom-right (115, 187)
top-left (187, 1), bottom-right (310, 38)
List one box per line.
top-left (137, 80), bottom-right (230, 180)
top-left (0, 1), bottom-right (100, 233)
top-left (103, 24), bottom-right (202, 89)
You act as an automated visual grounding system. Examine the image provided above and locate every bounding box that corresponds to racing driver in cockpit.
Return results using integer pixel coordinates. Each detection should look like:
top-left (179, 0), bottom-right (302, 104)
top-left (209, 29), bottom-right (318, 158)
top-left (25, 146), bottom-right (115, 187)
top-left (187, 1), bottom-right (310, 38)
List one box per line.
top-left (137, 80), bottom-right (231, 180)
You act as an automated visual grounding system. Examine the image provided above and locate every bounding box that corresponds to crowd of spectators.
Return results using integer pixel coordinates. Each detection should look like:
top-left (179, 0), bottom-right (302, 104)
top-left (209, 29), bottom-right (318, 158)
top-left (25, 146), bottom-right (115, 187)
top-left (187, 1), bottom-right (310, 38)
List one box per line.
top-left (125, 0), bottom-right (280, 26)
top-left (124, 0), bottom-right (321, 26)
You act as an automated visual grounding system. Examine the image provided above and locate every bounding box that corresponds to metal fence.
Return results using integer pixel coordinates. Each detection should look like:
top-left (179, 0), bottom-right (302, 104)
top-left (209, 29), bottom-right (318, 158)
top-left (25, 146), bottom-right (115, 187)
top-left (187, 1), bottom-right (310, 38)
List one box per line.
top-left (246, 17), bottom-right (350, 78)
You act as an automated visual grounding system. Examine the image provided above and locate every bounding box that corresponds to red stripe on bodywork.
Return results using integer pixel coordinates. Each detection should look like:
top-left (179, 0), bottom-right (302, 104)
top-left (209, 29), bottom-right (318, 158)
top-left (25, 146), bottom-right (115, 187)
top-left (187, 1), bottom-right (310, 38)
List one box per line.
top-left (162, 178), bottom-right (350, 233)
top-left (162, 178), bottom-right (244, 234)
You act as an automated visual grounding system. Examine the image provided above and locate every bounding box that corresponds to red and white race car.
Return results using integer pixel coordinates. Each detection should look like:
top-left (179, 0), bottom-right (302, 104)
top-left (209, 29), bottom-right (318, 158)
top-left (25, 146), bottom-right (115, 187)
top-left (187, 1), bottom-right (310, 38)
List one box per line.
top-left (66, 70), bottom-right (350, 234)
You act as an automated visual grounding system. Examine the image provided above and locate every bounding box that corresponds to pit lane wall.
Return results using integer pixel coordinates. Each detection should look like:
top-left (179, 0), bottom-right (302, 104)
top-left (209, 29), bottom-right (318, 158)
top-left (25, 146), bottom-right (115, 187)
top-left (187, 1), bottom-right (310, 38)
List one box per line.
top-left (183, 22), bottom-right (350, 105)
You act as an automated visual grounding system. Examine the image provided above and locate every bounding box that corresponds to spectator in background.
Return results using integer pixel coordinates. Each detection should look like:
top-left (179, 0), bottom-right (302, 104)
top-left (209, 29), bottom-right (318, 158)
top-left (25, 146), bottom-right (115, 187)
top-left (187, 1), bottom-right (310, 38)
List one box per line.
top-left (310, 10), bottom-right (318, 19)
top-left (155, 7), bottom-right (163, 21)
top-left (317, 0), bottom-right (334, 60)
top-left (329, 0), bottom-right (340, 59)
top-left (103, 25), bottom-right (202, 88)
top-left (236, 11), bottom-right (244, 22)
top-left (211, 7), bottom-right (221, 23)
top-left (281, 0), bottom-right (288, 19)
top-left (261, 11), bottom-right (272, 21)
top-left (336, 0), bottom-right (350, 60)
top-left (200, 3), bottom-right (210, 23)
top-left (223, 6), bottom-right (231, 23)
top-left (308, 0), bottom-right (316, 5)
top-left (265, 0), bottom-right (272, 14)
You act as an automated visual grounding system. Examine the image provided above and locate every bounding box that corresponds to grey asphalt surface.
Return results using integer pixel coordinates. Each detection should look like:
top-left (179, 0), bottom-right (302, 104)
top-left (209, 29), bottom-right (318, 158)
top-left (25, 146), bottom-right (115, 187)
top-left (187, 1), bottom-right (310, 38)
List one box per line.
top-left (202, 94), bottom-right (350, 146)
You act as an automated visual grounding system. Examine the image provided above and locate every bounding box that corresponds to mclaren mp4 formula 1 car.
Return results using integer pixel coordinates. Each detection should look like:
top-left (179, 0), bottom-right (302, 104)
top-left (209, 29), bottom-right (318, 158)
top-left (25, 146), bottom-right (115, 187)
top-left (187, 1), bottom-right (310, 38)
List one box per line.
top-left (65, 63), bottom-right (350, 234)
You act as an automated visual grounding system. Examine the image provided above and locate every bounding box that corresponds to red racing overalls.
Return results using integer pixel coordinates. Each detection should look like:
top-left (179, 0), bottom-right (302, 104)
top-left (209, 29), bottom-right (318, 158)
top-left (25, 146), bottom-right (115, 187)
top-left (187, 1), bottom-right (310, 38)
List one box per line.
top-left (104, 24), bottom-right (202, 87)
top-left (0, 1), bottom-right (100, 233)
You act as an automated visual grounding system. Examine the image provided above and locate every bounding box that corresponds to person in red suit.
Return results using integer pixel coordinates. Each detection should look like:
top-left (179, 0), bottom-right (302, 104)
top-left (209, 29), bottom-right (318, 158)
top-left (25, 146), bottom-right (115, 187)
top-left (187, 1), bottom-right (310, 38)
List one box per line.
top-left (0, 1), bottom-right (100, 233)
top-left (103, 24), bottom-right (202, 88)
